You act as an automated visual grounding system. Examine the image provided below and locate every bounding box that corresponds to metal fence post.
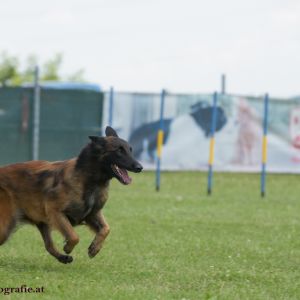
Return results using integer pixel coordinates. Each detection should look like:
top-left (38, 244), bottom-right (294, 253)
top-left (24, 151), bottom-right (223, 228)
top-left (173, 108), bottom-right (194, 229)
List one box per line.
top-left (108, 86), bottom-right (114, 127)
top-left (32, 66), bottom-right (40, 160)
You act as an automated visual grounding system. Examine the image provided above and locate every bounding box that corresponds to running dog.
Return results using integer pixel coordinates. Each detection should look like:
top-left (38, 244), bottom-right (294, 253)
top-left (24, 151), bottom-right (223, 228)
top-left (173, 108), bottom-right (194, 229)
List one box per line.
top-left (0, 126), bottom-right (143, 263)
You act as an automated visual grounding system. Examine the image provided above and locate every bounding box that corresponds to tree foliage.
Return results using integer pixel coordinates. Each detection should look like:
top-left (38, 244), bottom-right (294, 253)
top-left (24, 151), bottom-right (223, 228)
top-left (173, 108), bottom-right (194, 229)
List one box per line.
top-left (0, 53), bottom-right (18, 86)
top-left (0, 52), bottom-right (85, 86)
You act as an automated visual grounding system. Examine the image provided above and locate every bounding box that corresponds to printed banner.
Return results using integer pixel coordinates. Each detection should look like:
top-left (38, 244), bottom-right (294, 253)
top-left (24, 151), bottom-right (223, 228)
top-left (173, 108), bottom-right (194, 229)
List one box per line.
top-left (103, 92), bottom-right (300, 173)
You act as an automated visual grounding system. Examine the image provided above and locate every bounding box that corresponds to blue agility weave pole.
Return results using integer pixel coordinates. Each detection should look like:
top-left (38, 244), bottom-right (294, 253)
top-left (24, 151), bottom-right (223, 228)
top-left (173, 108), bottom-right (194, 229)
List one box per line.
top-left (155, 89), bottom-right (166, 191)
top-left (260, 93), bottom-right (269, 197)
top-left (108, 86), bottom-right (114, 127)
top-left (207, 92), bottom-right (218, 195)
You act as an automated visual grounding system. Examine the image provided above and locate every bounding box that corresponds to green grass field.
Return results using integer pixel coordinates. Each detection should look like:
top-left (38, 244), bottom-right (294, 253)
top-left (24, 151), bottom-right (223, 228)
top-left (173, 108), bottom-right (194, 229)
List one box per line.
top-left (0, 172), bottom-right (300, 299)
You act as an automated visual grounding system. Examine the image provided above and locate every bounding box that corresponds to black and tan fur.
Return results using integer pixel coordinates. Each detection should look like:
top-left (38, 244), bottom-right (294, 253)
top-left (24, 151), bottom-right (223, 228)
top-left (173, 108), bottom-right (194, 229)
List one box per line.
top-left (0, 126), bottom-right (142, 263)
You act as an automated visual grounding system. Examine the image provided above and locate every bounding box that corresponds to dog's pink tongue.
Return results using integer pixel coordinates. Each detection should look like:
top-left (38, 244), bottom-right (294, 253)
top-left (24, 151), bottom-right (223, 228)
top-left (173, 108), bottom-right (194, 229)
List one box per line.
top-left (120, 168), bottom-right (132, 185)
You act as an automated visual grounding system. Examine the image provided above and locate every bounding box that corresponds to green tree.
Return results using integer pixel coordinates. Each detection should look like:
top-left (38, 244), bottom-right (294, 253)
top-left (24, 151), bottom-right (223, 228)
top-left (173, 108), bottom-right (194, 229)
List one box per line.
top-left (0, 52), bottom-right (19, 86)
top-left (67, 68), bottom-right (85, 82)
top-left (0, 52), bottom-right (85, 86)
top-left (41, 53), bottom-right (62, 81)
top-left (20, 54), bottom-right (38, 84)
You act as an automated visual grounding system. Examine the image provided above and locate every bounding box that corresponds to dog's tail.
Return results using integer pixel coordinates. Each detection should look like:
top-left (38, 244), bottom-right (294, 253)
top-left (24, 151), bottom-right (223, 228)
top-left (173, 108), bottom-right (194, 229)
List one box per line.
top-left (0, 188), bottom-right (17, 245)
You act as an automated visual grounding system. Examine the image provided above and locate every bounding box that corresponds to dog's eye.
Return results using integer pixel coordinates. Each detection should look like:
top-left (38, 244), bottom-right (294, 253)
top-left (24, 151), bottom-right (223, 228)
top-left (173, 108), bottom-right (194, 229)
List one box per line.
top-left (118, 147), bottom-right (126, 154)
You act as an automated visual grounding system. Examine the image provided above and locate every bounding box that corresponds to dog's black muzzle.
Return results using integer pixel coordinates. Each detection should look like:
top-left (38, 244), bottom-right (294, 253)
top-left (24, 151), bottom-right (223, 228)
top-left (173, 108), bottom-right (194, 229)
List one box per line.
top-left (131, 162), bottom-right (143, 173)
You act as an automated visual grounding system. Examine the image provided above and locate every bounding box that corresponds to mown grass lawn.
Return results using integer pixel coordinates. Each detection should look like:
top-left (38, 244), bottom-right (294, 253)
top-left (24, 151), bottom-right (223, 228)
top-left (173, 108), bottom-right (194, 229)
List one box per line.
top-left (0, 172), bottom-right (300, 299)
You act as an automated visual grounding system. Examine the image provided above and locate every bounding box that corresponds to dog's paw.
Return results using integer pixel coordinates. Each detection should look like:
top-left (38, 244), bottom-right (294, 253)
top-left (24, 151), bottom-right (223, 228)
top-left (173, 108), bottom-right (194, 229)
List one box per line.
top-left (63, 244), bottom-right (72, 254)
top-left (63, 237), bottom-right (79, 254)
top-left (88, 243), bottom-right (101, 258)
top-left (57, 255), bottom-right (73, 264)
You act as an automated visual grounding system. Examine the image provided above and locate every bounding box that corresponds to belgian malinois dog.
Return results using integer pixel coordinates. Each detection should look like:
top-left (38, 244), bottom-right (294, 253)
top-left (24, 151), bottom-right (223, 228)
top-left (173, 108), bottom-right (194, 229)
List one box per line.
top-left (0, 126), bottom-right (143, 263)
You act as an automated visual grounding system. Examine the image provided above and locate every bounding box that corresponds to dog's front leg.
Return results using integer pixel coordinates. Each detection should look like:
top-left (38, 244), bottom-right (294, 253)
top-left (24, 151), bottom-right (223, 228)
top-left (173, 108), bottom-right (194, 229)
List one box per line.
top-left (46, 206), bottom-right (80, 256)
top-left (85, 211), bottom-right (110, 258)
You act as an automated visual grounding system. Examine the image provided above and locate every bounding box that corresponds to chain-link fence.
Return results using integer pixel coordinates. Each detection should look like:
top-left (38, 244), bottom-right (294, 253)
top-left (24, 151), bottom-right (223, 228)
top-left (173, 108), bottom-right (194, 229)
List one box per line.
top-left (0, 86), bottom-right (103, 165)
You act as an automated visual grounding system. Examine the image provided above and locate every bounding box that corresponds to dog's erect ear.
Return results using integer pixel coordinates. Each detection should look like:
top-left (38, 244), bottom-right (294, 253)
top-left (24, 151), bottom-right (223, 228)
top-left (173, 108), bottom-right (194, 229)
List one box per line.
top-left (105, 126), bottom-right (119, 137)
top-left (89, 136), bottom-right (106, 146)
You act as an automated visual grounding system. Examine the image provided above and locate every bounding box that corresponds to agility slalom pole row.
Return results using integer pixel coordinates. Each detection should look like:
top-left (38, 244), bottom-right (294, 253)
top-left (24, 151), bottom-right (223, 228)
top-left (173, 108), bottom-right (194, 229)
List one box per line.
top-left (260, 93), bottom-right (269, 197)
top-left (156, 89), bottom-right (166, 191)
top-left (207, 92), bottom-right (218, 195)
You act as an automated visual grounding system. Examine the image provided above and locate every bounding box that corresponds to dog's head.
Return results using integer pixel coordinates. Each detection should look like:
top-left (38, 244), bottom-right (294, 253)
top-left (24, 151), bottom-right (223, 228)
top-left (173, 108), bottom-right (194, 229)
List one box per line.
top-left (88, 126), bottom-right (143, 185)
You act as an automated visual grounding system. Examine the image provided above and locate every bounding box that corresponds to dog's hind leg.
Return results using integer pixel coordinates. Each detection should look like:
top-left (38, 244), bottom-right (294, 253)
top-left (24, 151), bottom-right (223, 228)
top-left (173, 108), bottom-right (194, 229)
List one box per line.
top-left (86, 211), bottom-right (110, 258)
top-left (0, 189), bottom-right (17, 245)
top-left (36, 223), bottom-right (73, 264)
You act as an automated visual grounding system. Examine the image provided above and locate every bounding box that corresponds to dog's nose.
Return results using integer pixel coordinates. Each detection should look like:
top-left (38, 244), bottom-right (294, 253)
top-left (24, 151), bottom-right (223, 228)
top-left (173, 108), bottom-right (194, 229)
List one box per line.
top-left (133, 163), bottom-right (143, 173)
